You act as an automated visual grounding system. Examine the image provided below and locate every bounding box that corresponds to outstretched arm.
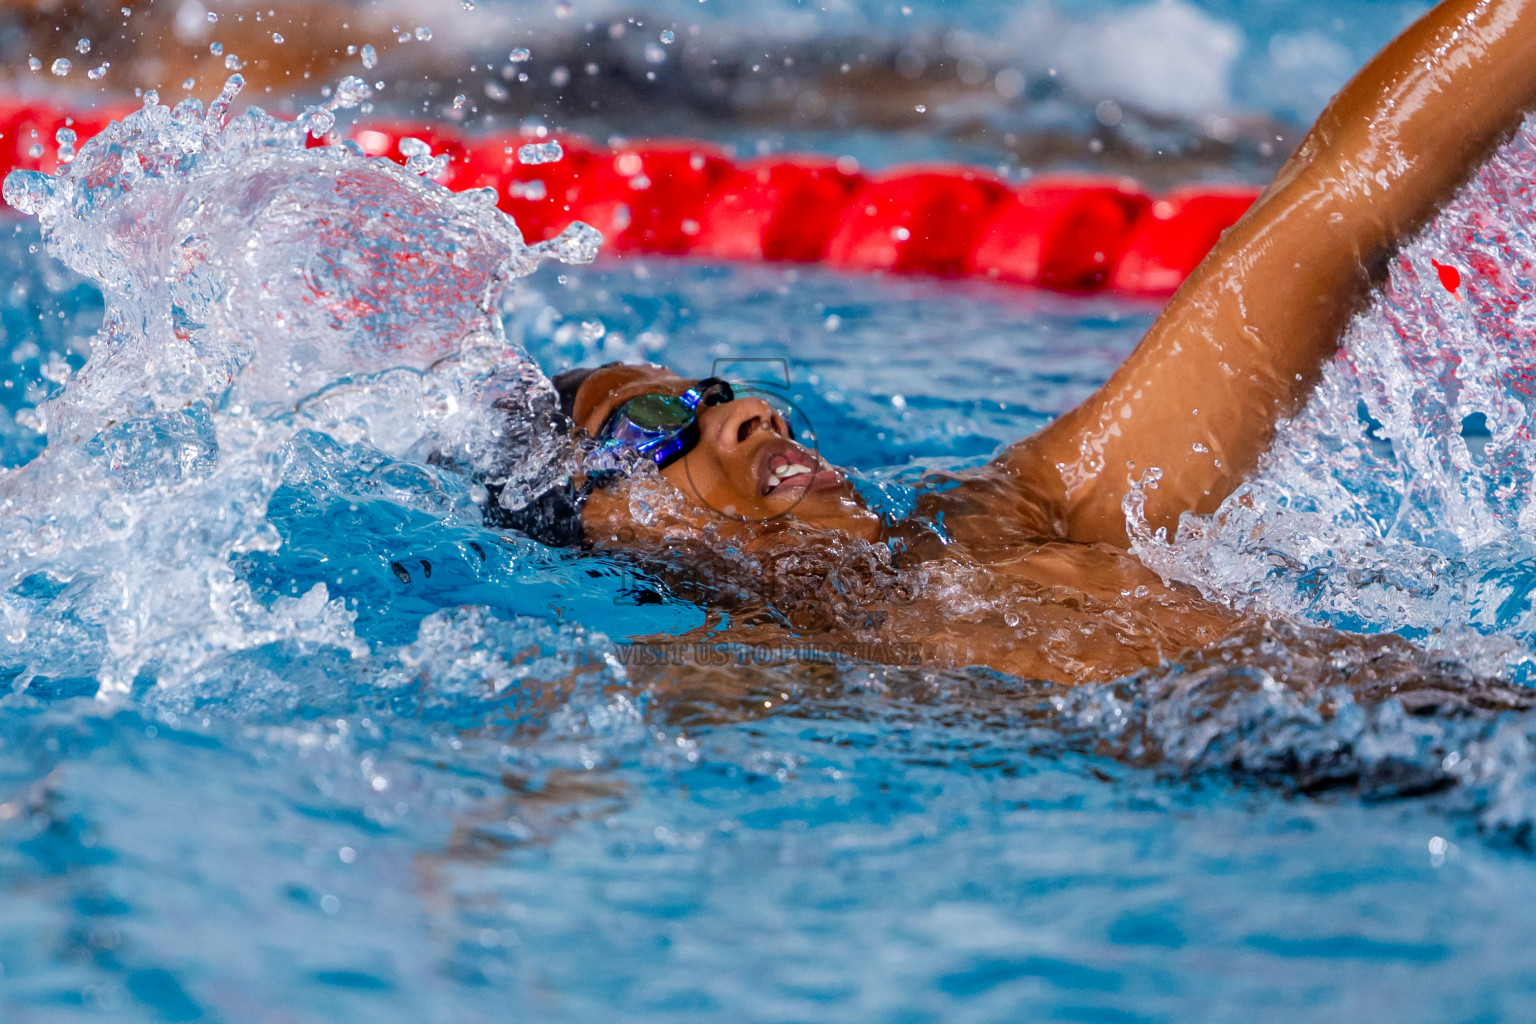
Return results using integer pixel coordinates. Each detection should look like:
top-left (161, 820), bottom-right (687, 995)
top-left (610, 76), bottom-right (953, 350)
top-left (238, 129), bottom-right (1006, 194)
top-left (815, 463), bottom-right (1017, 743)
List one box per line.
top-left (1001, 0), bottom-right (1536, 547)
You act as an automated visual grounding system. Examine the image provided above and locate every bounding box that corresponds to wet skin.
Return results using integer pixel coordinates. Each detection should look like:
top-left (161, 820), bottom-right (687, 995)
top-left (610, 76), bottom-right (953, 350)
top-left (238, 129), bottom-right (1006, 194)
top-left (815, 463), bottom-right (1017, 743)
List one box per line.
top-left (571, 364), bottom-right (1235, 684)
top-left (561, 0), bottom-right (1536, 684)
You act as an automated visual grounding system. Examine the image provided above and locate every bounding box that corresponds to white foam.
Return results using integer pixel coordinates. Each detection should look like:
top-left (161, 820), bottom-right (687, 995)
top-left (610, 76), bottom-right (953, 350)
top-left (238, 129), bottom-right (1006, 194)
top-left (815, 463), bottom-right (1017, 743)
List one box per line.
top-left (0, 78), bottom-right (599, 695)
top-left (1127, 113), bottom-right (1536, 668)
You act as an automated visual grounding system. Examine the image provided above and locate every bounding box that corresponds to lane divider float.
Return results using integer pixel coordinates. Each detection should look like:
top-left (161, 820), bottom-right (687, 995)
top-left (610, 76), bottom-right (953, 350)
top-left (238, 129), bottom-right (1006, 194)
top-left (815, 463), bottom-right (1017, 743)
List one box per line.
top-left (0, 100), bottom-right (1262, 296)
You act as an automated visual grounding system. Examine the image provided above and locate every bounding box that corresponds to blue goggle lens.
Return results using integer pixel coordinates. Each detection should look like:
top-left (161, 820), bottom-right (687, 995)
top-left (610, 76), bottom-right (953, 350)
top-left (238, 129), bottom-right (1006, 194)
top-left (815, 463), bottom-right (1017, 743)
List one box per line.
top-left (595, 377), bottom-right (736, 471)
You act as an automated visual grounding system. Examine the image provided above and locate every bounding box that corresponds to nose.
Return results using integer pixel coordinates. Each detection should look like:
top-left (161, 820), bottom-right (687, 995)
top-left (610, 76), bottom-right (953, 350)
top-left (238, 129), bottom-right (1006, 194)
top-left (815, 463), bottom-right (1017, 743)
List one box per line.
top-left (700, 396), bottom-right (790, 452)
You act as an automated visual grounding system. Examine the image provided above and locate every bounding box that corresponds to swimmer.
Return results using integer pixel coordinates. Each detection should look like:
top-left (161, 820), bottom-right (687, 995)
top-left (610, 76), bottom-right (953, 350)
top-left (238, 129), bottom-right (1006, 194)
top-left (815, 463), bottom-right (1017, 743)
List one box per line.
top-left (488, 0), bottom-right (1536, 685)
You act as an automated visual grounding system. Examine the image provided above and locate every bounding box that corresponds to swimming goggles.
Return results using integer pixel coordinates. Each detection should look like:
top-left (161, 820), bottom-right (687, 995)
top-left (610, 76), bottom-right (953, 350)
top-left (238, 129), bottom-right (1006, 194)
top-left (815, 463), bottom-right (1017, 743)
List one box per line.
top-left (593, 376), bottom-right (736, 470)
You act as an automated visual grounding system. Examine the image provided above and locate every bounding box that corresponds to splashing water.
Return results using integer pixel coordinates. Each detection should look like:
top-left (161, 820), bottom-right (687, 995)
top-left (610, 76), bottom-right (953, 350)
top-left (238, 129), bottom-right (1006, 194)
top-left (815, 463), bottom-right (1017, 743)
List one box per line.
top-left (1126, 113), bottom-right (1536, 673)
top-left (0, 77), bottom-right (600, 696)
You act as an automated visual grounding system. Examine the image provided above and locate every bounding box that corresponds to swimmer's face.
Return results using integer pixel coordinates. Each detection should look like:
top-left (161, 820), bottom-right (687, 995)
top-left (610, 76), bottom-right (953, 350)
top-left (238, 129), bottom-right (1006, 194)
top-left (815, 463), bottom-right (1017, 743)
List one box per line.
top-left (571, 363), bottom-right (882, 545)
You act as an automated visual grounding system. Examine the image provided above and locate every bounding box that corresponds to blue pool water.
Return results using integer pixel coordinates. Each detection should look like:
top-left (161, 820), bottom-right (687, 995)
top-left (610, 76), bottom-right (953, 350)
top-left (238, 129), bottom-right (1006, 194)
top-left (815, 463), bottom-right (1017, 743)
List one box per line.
top-left (7, 58), bottom-right (1536, 1024)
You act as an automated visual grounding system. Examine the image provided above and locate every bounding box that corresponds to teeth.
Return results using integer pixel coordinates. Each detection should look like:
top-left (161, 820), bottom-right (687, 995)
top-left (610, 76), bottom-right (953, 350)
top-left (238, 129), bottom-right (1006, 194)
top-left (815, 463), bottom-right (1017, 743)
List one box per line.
top-left (768, 462), bottom-right (813, 488)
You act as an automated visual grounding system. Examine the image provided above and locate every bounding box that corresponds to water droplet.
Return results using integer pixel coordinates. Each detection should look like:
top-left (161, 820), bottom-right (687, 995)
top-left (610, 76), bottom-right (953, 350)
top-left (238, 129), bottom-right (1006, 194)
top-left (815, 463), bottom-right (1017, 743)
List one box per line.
top-left (660, 30), bottom-right (675, 44)
top-left (26, 142), bottom-right (44, 158)
top-left (914, 103), bottom-right (927, 113)
top-left (205, 73), bottom-right (245, 130)
top-left (3, 169), bottom-right (53, 215)
top-left (398, 137), bottom-right (447, 177)
top-left (76, 38), bottom-right (91, 54)
top-left (509, 47), bottom-right (531, 62)
top-left (517, 140), bottom-right (563, 165)
top-left (224, 53), bottom-right (242, 70)
top-left (644, 43), bottom-right (666, 64)
top-left (121, 6), bottom-right (130, 15)
top-left (452, 93), bottom-right (467, 110)
top-left (462, 0), bottom-right (475, 9)
top-left (271, 32), bottom-right (284, 44)
top-left (415, 26), bottom-right (432, 41)
top-left (360, 44), bottom-right (377, 69)
top-left (508, 179), bottom-right (546, 200)
top-left (555, 2), bottom-right (571, 17)
top-left (50, 58), bottom-right (72, 76)
top-left (535, 221), bottom-right (604, 265)
top-left (27, 57), bottom-right (40, 72)
top-left (332, 76), bottom-right (371, 107)
top-left (209, 41), bottom-right (223, 55)
top-left (206, 10), bottom-right (217, 22)
top-left (88, 63), bottom-right (110, 80)
top-left (55, 127), bottom-right (76, 147)
top-left (182, 76), bottom-right (197, 90)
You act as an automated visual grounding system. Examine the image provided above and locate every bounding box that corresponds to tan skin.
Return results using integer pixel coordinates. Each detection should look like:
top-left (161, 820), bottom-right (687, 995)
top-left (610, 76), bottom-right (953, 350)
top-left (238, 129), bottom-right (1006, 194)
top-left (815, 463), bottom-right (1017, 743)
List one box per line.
top-left (559, 0), bottom-right (1536, 685)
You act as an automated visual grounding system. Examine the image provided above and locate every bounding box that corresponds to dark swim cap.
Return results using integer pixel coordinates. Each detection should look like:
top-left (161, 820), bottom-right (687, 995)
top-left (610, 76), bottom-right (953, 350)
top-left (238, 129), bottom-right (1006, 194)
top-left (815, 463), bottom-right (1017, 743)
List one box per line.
top-left (478, 363), bottom-right (616, 547)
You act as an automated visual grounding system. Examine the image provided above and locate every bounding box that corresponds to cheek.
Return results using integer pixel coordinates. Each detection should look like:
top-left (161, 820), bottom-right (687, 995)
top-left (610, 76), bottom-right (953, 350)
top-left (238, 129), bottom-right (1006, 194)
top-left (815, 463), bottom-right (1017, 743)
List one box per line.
top-left (663, 450), bottom-right (739, 503)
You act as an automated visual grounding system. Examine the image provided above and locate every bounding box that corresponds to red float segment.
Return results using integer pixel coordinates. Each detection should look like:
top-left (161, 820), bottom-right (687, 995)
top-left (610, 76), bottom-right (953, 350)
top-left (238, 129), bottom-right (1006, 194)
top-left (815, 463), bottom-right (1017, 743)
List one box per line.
top-left (0, 97), bottom-right (1268, 298)
top-left (587, 142), bottom-right (740, 254)
top-left (0, 102), bottom-right (135, 176)
top-left (1109, 186), bottom-right (1261, 295)
top-left (692, 158), bottom-right (865, 263)
top-left (826, 169), bottom-right (1010, 276)
top-left (970, 178), bottom-right (1150, 291)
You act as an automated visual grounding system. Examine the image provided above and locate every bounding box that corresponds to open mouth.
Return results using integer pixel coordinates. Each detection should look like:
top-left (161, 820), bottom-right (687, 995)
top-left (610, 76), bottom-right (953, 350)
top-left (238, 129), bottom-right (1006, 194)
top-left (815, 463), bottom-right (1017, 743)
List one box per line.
top-left (756, 439), bottom-right (843, 497)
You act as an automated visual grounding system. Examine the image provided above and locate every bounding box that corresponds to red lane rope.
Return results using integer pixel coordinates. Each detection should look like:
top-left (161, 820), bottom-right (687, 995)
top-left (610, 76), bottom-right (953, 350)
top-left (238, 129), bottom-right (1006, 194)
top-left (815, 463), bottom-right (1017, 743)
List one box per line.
top-left (0, 101), bottom-right (1260, 297)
